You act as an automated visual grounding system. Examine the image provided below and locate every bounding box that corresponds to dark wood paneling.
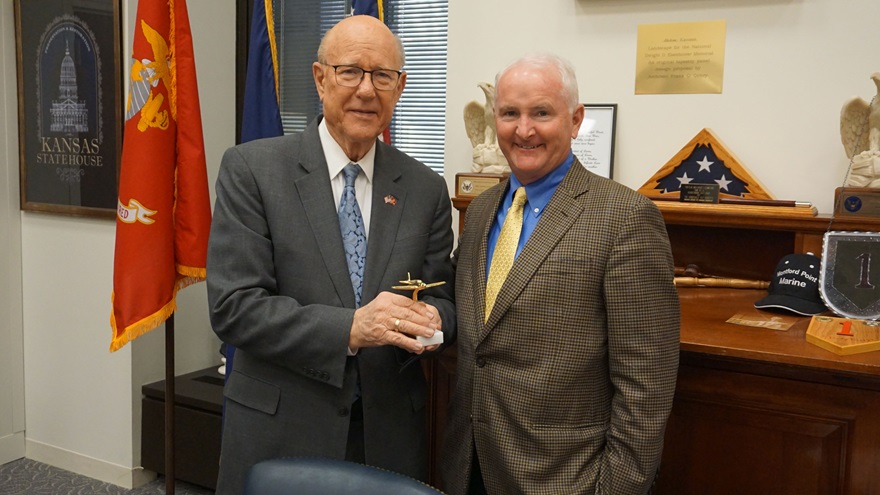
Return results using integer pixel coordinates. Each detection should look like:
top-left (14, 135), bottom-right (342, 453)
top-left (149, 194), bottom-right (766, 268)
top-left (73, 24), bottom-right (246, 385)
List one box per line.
top-left (666, 224), bottom-right (792, 280)
top-left (425, 348), bottom-right (457, 489)
top-left (656, 365), bottom-right (860, 495)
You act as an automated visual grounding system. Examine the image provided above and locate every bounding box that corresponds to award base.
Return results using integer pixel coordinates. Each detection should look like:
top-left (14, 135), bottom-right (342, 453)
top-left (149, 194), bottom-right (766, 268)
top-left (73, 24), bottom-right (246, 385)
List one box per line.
top-left (806, 315), bottom-right (880, 355)
top-left (455, 173), bottom-right (507, 198)
top-left (833, 187), bottom-right (880, 218)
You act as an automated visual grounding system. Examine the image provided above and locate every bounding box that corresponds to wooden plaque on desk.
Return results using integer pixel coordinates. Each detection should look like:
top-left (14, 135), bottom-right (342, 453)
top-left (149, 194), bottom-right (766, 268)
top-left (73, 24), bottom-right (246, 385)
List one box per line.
top-left (833, 187), bottom-right (880, 218)
top-left (455, 173), bottom-right (507, 198)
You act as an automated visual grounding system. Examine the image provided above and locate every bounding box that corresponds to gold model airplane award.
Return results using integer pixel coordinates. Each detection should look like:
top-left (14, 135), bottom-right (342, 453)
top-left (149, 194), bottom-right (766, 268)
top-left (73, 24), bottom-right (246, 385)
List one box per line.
top-left (392, 273), bottom-right (445, 345)
top-left (392, 273), bottom-right (446, 300)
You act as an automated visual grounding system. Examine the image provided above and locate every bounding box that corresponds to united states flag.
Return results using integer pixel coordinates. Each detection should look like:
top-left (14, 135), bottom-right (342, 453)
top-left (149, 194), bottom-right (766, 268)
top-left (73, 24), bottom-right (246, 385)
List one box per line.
top-left (654, 143), bottom-right (750, 196)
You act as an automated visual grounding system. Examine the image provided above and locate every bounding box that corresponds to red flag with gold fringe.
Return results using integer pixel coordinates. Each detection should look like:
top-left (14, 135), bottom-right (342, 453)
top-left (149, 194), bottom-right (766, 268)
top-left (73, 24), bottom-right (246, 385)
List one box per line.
top-left (110, 0), bottom-right (211, 352)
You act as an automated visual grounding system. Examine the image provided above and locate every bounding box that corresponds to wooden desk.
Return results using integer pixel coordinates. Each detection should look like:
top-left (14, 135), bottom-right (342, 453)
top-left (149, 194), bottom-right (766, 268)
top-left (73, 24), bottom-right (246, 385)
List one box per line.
top-left (658, 288), bottom-right (880, 495)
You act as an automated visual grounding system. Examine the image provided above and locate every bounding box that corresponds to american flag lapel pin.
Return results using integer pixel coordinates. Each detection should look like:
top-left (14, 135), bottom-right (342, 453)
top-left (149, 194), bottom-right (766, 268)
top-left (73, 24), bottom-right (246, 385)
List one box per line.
top-left (384, 194), bottom-right (397, 206)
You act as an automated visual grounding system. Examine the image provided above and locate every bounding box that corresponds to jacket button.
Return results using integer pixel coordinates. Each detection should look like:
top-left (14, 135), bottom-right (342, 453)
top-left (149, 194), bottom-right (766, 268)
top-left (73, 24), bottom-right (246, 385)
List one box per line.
top-left (476, 357), bottom-right (486, 367)
top-left (338, 407), bottom-right (349, 417)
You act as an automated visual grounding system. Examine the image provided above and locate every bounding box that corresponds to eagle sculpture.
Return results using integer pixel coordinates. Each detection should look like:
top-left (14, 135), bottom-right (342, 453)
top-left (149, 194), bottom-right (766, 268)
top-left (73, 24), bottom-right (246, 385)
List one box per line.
top-left (464, 82), bottom-right (509, 173)
top-left (841, 72), bottom-right (880, 186)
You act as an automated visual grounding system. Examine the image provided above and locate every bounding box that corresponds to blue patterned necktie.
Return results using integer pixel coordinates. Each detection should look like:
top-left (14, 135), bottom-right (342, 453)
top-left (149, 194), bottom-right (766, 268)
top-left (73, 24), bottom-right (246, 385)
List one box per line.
top-left (339, 163), bottom-right (367, 308)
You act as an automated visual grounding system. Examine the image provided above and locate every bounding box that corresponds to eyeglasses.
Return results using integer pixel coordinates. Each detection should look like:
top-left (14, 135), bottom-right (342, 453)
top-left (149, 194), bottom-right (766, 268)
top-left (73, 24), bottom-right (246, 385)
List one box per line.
top-left (327, 64), bottom-right (402, 91)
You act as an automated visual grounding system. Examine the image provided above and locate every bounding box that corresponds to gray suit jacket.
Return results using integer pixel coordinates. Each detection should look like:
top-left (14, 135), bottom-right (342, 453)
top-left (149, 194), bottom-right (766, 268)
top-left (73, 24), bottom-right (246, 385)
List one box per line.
top-left (207, 117), bottom-right (455, 495)
top-left (441, 161), bottom-right (679, 495)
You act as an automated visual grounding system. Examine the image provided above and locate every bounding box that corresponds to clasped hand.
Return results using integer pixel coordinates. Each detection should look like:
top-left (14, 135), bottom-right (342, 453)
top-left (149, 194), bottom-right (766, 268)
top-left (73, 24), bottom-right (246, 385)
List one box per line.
top-left (349, 291), bottom-right (441, 354)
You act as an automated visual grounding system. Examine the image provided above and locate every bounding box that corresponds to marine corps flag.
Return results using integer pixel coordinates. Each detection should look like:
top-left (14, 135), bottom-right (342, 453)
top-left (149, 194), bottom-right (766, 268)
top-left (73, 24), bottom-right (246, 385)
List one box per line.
top-left (110, 0), bottom-right (211, 352)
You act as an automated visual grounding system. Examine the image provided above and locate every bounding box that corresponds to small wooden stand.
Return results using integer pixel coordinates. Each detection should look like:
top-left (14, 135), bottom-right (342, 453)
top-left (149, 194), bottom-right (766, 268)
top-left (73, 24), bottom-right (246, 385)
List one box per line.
top-left (833, 187), bottom-right (880, 218)
top-left (806, 315), bottom-right (880, 355)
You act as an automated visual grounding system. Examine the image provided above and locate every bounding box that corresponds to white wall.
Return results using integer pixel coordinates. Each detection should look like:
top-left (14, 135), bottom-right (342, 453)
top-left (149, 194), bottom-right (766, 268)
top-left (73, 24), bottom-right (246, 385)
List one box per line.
top-left (445, 0), bottom-right (880, 215)
top-left (0, 0), bottom-right (26, 467)
top-left (1, 0), bottom-right (233, 488)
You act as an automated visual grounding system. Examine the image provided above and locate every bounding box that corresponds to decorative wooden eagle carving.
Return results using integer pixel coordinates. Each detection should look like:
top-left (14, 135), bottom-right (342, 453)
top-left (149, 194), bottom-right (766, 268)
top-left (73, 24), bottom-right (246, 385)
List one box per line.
top-left (841, 72), bottom-right (880, 159)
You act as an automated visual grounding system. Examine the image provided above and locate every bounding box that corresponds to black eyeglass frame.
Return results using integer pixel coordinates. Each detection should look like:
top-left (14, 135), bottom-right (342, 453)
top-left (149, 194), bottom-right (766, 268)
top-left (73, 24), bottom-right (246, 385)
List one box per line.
top-left (324, 64), bottom-right (403, 91)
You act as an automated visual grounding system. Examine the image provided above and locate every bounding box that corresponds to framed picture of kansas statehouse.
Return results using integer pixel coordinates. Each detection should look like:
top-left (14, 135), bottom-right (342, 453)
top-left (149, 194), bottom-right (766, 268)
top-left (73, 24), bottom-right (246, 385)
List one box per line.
top-left (14, 0), bottom-right (122, 218)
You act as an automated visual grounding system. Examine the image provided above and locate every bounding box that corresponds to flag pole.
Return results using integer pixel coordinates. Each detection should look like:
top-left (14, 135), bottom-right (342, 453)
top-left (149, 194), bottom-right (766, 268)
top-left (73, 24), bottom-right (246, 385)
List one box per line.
top-left (165, 314), bottom-right (175, 495)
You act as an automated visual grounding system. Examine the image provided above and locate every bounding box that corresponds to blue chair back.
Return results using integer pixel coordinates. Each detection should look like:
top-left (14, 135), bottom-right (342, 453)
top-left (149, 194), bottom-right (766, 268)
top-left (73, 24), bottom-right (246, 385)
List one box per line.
top-left (243, 457), bottom-right (445, 495)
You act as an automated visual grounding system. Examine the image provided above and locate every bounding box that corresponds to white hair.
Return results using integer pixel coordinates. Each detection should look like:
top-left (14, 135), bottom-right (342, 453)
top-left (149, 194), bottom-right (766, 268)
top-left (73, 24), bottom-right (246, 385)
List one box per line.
top-left (495, 53), bottom-right (580, 111)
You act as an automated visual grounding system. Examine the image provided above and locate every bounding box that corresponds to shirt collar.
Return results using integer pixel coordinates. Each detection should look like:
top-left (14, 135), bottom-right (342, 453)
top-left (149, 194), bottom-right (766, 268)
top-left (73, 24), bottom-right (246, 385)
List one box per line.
top-left (319, 118), bottom-right (376, 182)
top-left (508, 151), bottom-right (575, 217)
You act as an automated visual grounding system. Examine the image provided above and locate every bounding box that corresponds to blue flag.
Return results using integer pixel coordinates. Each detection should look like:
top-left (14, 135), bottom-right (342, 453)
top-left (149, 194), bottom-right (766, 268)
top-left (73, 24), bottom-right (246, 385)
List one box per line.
top-left (241, 0), bottom-right (283, 143)
top-left (227, 0), bottom-right (285, 391)
top-left (654, 143), bottom-right (751, 196)
top-left (352, 0), bottom-right (383, 20)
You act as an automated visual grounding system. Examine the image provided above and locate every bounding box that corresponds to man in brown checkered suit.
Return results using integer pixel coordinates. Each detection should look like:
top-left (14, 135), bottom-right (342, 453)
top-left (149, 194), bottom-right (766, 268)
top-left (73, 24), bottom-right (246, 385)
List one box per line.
top-left (441, 53), bottom-right (680, 495)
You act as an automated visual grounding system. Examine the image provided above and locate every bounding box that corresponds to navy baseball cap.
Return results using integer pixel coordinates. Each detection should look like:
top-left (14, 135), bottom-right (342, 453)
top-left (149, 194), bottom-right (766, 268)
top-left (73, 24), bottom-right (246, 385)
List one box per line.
top-left (755, 253), bottom-right (828, 316)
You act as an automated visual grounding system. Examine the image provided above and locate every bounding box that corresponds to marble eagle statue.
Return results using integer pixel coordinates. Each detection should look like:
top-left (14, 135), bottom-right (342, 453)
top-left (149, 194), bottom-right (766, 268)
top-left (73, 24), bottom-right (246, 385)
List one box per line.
top-left (841, 72), bottom-right (880, 186)
top-left (464, 82), bottom-right (509, 174)
top-left (841, 72), bottom-right (880, 159)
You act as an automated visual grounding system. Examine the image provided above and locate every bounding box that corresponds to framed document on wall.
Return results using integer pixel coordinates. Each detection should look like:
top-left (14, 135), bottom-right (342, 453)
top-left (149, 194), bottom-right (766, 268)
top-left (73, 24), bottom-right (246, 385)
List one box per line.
top-left (14, 0), bottom-right (122, 218)
top-left (572, 103), bottom-right (617, 179)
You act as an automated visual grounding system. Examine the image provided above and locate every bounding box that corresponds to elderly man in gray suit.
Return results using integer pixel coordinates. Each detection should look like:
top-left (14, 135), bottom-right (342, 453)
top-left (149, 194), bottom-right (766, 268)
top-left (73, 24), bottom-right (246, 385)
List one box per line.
top-left (207, 15), bottom-right (455, 495)
top-left (441, 53), bottom-right (680, 495)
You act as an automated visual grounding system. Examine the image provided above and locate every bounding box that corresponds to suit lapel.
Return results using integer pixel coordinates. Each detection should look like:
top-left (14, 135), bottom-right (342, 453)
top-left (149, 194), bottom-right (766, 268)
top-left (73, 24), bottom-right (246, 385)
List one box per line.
top-left (482, 163), bottom-right (592, 334)
top-left (362, 143), bottom-right (406, 300)
top-left (294, 121), bottom-right (358, 308)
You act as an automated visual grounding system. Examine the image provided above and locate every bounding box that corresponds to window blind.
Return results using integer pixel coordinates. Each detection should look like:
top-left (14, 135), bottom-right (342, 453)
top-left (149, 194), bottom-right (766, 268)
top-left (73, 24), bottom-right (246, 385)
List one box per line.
top-left (273, 0), bottom-right (448, 175)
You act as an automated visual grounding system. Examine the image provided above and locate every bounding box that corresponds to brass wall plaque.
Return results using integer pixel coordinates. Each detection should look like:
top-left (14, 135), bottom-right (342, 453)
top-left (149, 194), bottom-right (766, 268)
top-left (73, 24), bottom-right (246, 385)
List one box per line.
top-left (635, 20), bottom-right (727, 95)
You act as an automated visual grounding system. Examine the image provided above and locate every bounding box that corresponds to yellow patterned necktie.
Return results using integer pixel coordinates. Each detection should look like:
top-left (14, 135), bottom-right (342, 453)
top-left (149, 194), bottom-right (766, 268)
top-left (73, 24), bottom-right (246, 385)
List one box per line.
top-left (485, 187), bottom-right (527, 321)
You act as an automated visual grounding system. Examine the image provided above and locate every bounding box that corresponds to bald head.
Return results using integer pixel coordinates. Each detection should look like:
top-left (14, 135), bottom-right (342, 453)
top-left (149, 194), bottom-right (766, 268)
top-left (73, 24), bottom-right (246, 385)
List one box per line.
top-left (318, 15), bottom-right (405, 69)
top-left (312, 14), bottom-right (407, 161)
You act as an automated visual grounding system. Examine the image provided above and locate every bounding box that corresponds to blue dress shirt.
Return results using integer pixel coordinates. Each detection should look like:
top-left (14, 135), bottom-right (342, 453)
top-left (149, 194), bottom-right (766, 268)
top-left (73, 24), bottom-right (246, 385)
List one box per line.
top-left (486, 152), bottom-right (575, 278)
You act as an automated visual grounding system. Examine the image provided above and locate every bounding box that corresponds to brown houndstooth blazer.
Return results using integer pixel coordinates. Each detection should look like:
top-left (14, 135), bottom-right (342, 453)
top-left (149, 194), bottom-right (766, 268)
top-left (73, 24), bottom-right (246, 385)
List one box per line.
top-left (441, 161), bottom-right (680, 495)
